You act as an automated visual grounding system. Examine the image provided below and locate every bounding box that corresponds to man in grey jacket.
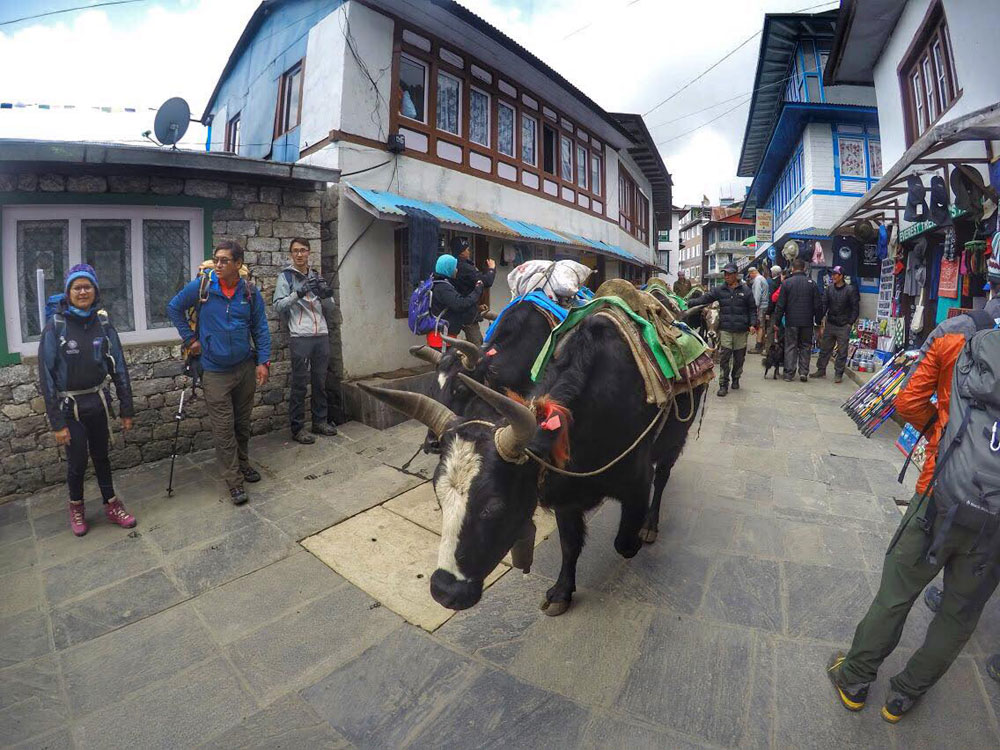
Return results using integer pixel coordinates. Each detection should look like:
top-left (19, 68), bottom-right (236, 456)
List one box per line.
top-left (273, 238), bottom-right (338, 443)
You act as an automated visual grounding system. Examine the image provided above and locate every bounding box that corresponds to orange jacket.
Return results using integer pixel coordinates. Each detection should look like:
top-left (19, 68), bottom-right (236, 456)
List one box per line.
top-left (895, 303), bottom-right (999, 493)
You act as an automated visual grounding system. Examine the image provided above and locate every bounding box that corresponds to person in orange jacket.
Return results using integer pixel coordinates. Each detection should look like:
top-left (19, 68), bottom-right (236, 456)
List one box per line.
top-left (826, 296), bottom-right (1000, 723)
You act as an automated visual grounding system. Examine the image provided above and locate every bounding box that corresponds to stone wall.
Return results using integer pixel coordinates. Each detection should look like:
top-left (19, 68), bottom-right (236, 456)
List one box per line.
top-left (0, 170), bottom-right (337, 501)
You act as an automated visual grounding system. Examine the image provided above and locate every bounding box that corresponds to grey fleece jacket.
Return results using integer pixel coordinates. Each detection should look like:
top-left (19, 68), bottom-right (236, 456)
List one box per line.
top-left (272, 265), bottom-right (335, 338)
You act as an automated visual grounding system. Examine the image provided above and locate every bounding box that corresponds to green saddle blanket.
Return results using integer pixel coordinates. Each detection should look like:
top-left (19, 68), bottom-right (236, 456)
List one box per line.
top-left (530, 295), bottom-right (708, 383)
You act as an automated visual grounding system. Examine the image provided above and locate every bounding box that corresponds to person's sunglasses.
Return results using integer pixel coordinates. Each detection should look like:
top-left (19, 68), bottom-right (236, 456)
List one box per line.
top-left (213, 256), bottom-right (234, 265)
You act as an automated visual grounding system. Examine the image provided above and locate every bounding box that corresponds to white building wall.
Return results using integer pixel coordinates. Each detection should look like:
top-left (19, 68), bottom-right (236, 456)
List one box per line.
top-left (807, 123), bottom-right (835, 192)
top-left (301, 6), bottom-right (349, 157)
top-left (873, 0), bottom-right (1000, 165)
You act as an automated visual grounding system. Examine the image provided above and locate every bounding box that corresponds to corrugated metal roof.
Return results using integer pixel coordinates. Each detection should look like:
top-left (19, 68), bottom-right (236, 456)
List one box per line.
top-left (346, 184), bottom-right (645, 265)
top-left (348, 185), bottom-right (478, 227)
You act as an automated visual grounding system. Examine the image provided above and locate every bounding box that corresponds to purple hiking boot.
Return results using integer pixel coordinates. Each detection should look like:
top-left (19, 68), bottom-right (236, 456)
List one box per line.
top-left (69, 501), bottom-right (88, 537)
top-left (105, 498), bottom-right (136, 529)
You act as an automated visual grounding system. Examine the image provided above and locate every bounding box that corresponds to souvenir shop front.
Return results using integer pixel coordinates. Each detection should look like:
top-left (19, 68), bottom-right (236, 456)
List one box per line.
top-left (831, 105), bottom-right (1000, 465)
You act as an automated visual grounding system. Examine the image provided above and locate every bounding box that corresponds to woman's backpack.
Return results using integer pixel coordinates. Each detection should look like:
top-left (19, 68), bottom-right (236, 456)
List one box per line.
top-left (923, 313), bottom-right (1000, 565)
top-left (407, 276), bottom-right (444, 335)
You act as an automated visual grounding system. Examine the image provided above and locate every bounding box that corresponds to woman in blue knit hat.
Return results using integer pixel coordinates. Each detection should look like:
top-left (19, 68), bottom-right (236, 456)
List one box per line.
top-left (428, 254), bottom-right (483, 337)
top-left (38, 263), bottom-right (137, 536)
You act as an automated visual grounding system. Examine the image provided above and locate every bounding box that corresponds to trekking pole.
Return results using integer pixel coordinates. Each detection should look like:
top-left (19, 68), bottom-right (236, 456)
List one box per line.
top-left (166, 357), bottom-right (200, 497)
top-left (166, 385), bottom-right (187, 497)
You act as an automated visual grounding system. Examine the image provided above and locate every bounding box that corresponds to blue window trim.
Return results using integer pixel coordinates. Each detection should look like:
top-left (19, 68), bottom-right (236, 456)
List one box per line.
top-left (763, 142), bottom-right (805, 229)
top-left (833, 123), bottom-right (881, 194)
top-left (785, 40), bottom-right (828, 104)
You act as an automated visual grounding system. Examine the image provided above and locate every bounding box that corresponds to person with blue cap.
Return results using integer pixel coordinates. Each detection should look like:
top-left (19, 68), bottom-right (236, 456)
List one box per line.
top-left (38, 263), bottom-right (136, 537)
top-left (428, 253), bottom-right (483, 337)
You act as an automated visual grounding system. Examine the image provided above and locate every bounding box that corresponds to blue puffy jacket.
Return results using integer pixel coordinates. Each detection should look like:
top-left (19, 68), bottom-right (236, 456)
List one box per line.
top-left (166, 272), bottom-right (271, 372)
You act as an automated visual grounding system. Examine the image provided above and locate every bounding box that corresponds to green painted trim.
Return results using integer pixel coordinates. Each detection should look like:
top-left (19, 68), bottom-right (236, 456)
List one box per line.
top-left (0, 209), bottom-right (22, 366)
top-left (204, 208), bottom-right (214, 260)
top-left (0, 191), bottom-right (231, 209)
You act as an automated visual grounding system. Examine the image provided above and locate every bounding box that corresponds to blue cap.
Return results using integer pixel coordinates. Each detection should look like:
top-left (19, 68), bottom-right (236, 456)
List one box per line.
top-left (435, 254), bottom-right (458, 277)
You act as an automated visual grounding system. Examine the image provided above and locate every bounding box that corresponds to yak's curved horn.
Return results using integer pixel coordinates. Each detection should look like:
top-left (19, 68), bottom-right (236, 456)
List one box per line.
top-left (357, 384), bottom-right (458, 437)
top-left (482, 310), bottom-right (498, 321)
top-left (440, 335), bottom-right (482, 369)
top-left (456, 374), bottom-right (537, 461)
top-left (680, 304), bottom-right (707, 323)
top-left (409, 345), bottom-right (442, 366)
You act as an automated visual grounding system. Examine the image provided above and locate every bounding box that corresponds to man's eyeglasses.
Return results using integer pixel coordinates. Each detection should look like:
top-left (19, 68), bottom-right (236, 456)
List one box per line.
top-left (213, 255), bottom-right (235, 265)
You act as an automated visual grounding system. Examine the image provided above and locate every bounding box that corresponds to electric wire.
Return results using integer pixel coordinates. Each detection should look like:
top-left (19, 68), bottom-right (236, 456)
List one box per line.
top-left (0, 0), bottom-right (149, 27)
top-left (641, 0), bottom-right (839, 118)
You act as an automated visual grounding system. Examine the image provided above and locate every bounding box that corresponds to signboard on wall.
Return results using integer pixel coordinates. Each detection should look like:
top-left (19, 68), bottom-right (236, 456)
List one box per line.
top-left (755, 209), bottom-right (773, 244)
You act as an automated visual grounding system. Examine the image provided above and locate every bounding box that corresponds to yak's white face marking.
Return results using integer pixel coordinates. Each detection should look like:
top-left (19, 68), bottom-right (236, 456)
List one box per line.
top-left (437, 372), bottom-right (448, 390)
top-left (435, 437), bottom-right (481, 581)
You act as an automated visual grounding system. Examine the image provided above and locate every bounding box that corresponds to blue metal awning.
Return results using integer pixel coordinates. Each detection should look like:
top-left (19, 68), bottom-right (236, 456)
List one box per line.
top-left (345, 183), bottom-right (646, 265)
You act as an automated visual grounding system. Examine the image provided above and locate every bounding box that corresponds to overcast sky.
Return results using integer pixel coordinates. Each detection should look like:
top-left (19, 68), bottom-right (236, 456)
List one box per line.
top-left (0, 0), bottom-right (839, 205)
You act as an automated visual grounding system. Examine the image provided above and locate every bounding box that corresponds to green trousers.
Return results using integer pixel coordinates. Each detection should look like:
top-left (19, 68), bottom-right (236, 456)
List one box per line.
top-left (840, 494), bottom-right (1000, 697)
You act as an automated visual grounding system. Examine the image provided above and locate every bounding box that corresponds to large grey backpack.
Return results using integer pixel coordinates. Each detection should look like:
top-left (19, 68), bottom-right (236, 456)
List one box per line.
top-left (925, 313), bottom-right (1000, 564)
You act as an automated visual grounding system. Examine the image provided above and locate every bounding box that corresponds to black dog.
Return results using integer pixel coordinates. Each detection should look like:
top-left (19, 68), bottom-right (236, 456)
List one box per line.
top-left (763, 341), bottom-right (783, 379)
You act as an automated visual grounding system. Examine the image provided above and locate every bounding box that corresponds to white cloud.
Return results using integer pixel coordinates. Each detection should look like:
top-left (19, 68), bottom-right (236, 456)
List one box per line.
top-left (0, 0), bottom-right (259, 147)
top-left (0, 0), bottom-right (837, 201)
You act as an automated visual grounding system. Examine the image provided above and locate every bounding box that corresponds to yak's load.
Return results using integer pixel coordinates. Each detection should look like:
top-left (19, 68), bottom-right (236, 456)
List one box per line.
top-left (507, 259), bottom-right (594, 301)
top-left (531, 278), bottom-right (714, 407)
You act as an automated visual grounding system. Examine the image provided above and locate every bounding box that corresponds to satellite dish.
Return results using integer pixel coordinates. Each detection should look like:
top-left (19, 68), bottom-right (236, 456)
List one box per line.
top-left (153, 97), bottom-right (191, 147)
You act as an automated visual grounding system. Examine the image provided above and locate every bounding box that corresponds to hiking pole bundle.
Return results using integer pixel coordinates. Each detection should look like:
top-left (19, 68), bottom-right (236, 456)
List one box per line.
top-left (842, 351), bottom-right (917, 436)
top-left (166, 356), bottom-right (201, 497)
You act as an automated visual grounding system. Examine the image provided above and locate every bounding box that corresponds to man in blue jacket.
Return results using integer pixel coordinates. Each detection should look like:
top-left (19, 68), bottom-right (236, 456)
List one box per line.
top-left (167, 240), bottom-right (271, 505)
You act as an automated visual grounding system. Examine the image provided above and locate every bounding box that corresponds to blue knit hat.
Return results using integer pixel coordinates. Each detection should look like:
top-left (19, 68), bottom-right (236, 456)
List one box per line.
top-left (65, 263), bottom-right (99, 296)
top-left (435, 254), bottom-right (458, 278)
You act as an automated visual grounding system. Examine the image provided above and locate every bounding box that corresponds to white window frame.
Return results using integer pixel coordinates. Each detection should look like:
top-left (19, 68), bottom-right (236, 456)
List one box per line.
top-left (2, 204), bottom-right (204, 356)
top-left (469, 86), bottom-right (490, 147)
top-left (399, 53), bottom-right (428, 124)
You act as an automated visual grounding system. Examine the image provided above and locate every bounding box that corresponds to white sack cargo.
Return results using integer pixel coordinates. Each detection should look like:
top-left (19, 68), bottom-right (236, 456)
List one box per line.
top-left (507, 260), bottom-right (594, 299)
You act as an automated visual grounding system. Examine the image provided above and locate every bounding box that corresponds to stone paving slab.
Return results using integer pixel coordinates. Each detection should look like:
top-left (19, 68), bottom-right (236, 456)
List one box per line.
top-left (2, 378), bottom-right (1000, 749)
top-left (303, 505), bottom-right (507, 631)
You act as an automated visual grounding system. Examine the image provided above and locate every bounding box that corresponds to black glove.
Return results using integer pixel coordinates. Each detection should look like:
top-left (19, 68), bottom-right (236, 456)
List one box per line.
top-left (296, 284), bottom-right (308, 298)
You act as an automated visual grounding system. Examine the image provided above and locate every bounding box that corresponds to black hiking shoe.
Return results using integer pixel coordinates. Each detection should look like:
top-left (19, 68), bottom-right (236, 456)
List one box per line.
top-left (293, 431), bottom-right (316, 445)
top-left (924, 585), bottom-right (943, 613)
top-left (731, 379), bottom-right (740, 390)
top-left (312, 423), bottom-right (338, 436)
top-left (240, 465), bottom-right (261, 483)
top-left (986, 654), bottom-right (1000, 683)
top-left (229, 486), bottom-right (249, 505)
top-left (811, 370), bottom-right (826, 378)
top-left (881, 691), bottom-right (916, 723)
top-left (783, 374), bottom-right (794, 382)
top-left (717, 384), bottom-right (728, 398)
top-left (800, 375), bottom-right (808, 382)
top-left (827, 652), bottom-right (869, 712)
top-left (834, 374), bottom-right (844, 383)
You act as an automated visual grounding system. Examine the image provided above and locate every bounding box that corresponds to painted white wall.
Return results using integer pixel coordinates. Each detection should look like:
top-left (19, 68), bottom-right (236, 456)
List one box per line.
top-left (338, 2), bottom-right (394, 143)
top-left (873, 0), bottom-right (1000, 165)
top-left (301, 6), bottom-right (348, 152)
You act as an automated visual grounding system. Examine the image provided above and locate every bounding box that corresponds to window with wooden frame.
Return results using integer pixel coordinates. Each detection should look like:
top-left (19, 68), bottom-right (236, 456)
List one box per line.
top-left (469, 87), bottom-right (490, 147)
top-left (224, 112), bottom-right (241, 153)
top-left (899, 1), bottom-right (959, 146)
top-left (275, 61), bottom-right (304, 136)
top-left (497, 101), bottom-right (515, 157)
top-left (390, 25), bottom-right (608, 219)
top-left (618, 167), bottom-right (649, 244)
top-left (521, 113), bottom-right (537, 166)
top-left (399, 54), bottom-right (428, 123)
top-left (436, 71), bottom-right (462, 135)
